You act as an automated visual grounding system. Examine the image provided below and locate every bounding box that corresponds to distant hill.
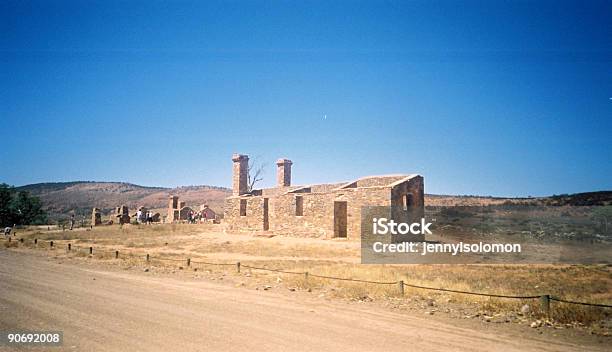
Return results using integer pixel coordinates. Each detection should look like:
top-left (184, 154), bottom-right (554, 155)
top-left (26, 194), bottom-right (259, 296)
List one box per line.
top-left (542, 191), bottom-right (612, 206)
top-left (425, 191), bottom-right (612, 207)
top-left (16, 181), bottom-right (231, 222)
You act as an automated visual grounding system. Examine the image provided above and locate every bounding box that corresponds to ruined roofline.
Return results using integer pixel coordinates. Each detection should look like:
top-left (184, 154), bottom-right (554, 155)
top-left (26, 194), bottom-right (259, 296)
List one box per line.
top-left (388, 174), bottom-right (421, 187)
top-left (288, 175), bottom-right (421, 193)
top-left (334, 174), bottom-right (421, 191)
top-left (226, 182), bottom-right (344, 198)
top-left (285, 182), bottom-right (350, 195)
top-left (226, 174), bottom-right (421, 198)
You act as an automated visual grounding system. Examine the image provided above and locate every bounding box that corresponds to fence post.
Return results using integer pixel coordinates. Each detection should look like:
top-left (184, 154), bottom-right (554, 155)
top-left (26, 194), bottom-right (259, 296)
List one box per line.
top-left (7, 237), bottom-right (10, 243)
top-left (304, 271), bottom-right (309, 280)
top-left (236, 261), bottom-right (241, 273)
top-left (19, 238), bottom-right (23, 243)
top-left (89, 247), bottom-right (93, 255)
top-left (50, 241), bottom-right (53, 248)
top-left (34, 238), bottom-right (37, 245)
top-left (187, 258), bottom-right (191, 267)
top-left (398, 280), bottom-right (405, 296)
top-left (146, 254), bottom-right (150, 263)
top-left (115, 250), bottom-right (119, 259)
top-left (68, 243), bottom-right (71, 251)
top-left (540, 295), bottom-right (551, 318)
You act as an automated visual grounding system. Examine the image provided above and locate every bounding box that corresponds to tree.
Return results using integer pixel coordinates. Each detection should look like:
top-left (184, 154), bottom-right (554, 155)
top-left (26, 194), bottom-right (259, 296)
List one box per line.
top-left (0, 184), bottom-right (14, 226)
top-left (0, 184), bottom-right (47, 227)
top-left (247, 158), bottom-right (266, 193)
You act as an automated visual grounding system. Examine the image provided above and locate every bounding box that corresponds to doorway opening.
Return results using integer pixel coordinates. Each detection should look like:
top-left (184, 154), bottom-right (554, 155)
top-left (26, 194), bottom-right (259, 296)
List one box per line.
top-left (263, 198), bottom-right (269, 231)
top-left (334, 201), bottom-right (348, 238)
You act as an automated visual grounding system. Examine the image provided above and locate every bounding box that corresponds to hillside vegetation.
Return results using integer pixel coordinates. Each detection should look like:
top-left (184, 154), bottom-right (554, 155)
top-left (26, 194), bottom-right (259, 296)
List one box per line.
top-left (16, 182), bottom-right (230, 221)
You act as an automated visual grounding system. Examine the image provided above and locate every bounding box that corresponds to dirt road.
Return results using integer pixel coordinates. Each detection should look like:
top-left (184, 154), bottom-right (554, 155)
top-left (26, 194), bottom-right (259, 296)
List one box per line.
top-left (0, 250), bottom-right (601, 351)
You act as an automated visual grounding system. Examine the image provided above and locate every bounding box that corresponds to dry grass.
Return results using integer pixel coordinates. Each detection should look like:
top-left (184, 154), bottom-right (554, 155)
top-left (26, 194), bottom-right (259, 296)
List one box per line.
top-left (9, 224), bottom-right (612, 328)
top-left (280, 263), bottom-right (611, 324)
top-left (3, 240), bottom-right (19, 248)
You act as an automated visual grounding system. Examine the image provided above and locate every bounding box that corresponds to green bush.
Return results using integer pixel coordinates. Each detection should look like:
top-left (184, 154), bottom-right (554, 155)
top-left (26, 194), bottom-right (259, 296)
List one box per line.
top-left (0, 183), bottom-right (48, 227)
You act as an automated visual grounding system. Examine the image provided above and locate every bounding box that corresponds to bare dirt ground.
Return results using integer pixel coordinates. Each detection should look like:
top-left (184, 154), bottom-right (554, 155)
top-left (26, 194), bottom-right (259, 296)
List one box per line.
top-left (0, 249), bottom-right (608, 352)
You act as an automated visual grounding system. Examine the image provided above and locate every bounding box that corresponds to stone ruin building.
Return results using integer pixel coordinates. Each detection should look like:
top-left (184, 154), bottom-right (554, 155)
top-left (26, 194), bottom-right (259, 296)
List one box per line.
top-left (167, 196), bottom-right (195, 222)
top-left (199, 204), bottom-right (217, 221)
top-left (91, 208), bottom-right (102, 226)
top-left (112, 205), bottom-right (131, 225)
top-left (224, 154), bottom-right (424, 239)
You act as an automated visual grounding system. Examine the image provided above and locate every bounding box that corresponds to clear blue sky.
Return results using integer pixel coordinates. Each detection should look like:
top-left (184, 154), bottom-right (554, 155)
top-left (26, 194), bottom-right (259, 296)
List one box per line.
top-left (1, 0), bottom-right (610, 196)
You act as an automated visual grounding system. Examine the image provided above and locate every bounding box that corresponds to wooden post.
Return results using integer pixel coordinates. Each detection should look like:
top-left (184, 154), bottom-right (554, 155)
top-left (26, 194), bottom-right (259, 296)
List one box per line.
top-left (187, 258), bottom-right (191, 267)
top-left (34, 238), bottom-right (37, 244)
top-left (236, 262), bottom-right (241, 273)
top-left (146, 254), bottom-right (150, 262)
top-left (19, 238), bottom-right (23, 243)
top-left (540, 295), bottom-right (551, 318)
top-left (8, 237), bottom-right (10, 243)
top-left (68, 243), bottom-right (71, 251)
top-left (89, 246), bottom-right (93, 255)
top-left (115, 250), bottom-right (119, 259)
top-left (50, 241), bottom-right (53, 248)
top-left (398, 280), bottom-right (405, 296)
top-left (304, 272), bottom-right (309, 280)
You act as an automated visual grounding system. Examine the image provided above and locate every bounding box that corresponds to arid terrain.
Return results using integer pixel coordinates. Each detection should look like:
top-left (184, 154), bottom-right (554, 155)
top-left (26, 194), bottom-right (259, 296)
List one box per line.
top-left (2, 224), bottom-right (610, 351)
top-left (3, 249), bottom-right (605, 352)
top-left (16, 182), bottom-right (231, 221)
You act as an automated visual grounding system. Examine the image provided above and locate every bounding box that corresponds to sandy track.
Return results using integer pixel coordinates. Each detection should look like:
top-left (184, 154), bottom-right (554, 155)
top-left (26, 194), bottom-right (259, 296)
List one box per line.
top-left (0, 250), bottom-right (597, 351)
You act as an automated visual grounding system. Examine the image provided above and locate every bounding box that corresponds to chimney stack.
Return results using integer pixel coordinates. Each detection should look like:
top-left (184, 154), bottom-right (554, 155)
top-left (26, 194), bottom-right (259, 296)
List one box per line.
top-left (232, 154), bottom-right (249, 195)
top-left (276, 158), bottom-right (292, 187)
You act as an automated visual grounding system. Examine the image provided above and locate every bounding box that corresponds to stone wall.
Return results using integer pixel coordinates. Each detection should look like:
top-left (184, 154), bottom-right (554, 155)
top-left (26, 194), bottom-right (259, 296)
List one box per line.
top-left (390, 175), bottom-right (425, 242)
top-left (224, 183), bottom-right (419, 239)
top-left (91, 208), bottom-right (102, 226)
top-left (333, 187), bottom-right (392, 239)
top-left (270, 192), bottom-right (334, 237)
top-left (225, 196), bottom-right (266, 232)
top-left (168, 196), bottom-right (178, 222)
top-left (179, 206), bottom-right (194, 220)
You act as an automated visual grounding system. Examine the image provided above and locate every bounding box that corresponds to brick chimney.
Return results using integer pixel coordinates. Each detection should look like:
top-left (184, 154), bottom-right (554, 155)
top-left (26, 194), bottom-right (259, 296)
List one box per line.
top-left (276, 158), bottom-right (292, 187)
top-left (232, 154), bottom-right (249, 195)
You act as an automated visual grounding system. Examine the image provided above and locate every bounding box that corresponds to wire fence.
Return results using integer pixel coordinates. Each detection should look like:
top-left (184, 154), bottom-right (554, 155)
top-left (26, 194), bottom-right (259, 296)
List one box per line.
top-left (5, 236), bottom-right (612, 312)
